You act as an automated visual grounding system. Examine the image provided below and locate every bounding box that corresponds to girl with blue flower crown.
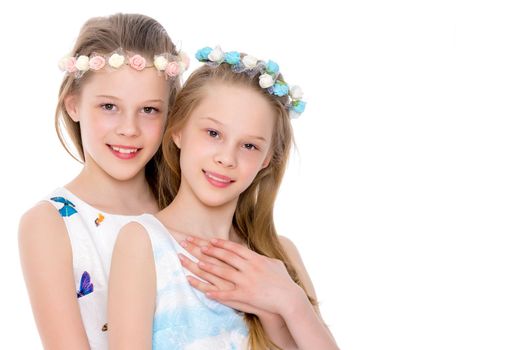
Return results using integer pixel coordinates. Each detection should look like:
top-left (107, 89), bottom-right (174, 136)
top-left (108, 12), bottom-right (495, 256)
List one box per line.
top-left (18, 13), bottom-right (187, 349)
top-left (108, 46), bottom-right (339, 350)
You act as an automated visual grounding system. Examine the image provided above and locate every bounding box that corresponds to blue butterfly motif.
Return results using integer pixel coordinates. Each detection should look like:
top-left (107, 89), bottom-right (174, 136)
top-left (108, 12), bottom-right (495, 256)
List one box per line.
top-left (50, 196), bottom-right (78, 217)
top-left (76, 271), bottom-right (94, 298)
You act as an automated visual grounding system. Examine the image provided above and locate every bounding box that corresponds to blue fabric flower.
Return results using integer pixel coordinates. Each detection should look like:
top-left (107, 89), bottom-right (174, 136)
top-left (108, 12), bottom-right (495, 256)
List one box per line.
top-left (271, 82), bottom-right (289, 97)
top-left (224, 51), bottom-right (241, 65)
top-left (195, 47), bottom-right (213, 61)
top-left (292, 100), bottom-right (306, 113)
top-left (266, 60), bottom-right (279, 75)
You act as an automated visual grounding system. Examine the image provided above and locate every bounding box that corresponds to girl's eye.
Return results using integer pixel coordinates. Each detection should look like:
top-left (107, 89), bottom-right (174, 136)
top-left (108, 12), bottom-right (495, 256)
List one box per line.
top-left (143, 106), bottom-right (159, 114)
top-left (101, 103), bottom-right (116, 111)
top-left (207, 129), bottom-right (220, 138)
top-left (244, 143), bottom-right (258, 151)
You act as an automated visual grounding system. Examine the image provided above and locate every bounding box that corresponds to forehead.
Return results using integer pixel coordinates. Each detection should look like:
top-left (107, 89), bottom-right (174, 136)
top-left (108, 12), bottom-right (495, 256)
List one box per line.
top-left (78, 65), bottom-right (170, 102)
top-left (192, 83), bottom-right (275, 136)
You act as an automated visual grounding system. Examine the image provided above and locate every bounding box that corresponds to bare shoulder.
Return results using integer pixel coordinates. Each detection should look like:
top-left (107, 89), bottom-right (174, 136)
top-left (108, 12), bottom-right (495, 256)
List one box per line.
top-left (278, 235), bottom-right (302, 261)
top-left (115, 221), bottom-right (151, 253)
top-left (278, 235), bottom-right (324, 316)
top-left (19, 200), bottom-right (66, 233)
top-left (278, 235), bottom-right (309, 277)
top-left (278, 235), bottom-right (317, 297)
top-left (19, 201), bottom-right (70, 254)
top-left (113, 221), bottom-right (154, 261)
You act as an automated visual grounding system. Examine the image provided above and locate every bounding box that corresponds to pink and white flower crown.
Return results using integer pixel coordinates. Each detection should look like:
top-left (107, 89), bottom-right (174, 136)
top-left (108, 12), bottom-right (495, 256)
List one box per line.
top-left (58, 48), bottom-right (189, 79)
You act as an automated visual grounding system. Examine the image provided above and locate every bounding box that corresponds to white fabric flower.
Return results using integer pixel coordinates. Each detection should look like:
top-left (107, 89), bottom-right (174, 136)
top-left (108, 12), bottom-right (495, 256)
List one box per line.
top-left (75, 55), bottom-right (90, 71)
top-left (154, 56), bottom-right (169, 71)
top-left (208, 46), bottom-right (224, 62)
top-left (58, 55), bottom-right (70, 71)
top-left (108, 53), bottom-right (125, 68)
top-left (290, 85), bottom-right (304, 100)
top-left (242, 55), bottom-right (258, 69)
top-left (259, 73), bottom-right (274, 88)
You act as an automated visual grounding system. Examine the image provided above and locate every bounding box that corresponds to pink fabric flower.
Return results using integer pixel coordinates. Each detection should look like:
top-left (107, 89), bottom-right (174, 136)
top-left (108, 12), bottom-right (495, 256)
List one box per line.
top-left (129, 54), bottom-right (146, 71)
top-left (89, 56), bottom-right (106, 70)
top-left (65, 57), bottom-right (77, 73)
top-left (165, 61), bottom-right (180, 77)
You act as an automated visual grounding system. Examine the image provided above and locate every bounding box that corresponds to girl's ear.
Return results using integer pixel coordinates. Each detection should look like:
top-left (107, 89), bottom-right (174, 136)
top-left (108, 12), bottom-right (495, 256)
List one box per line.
top-left (64, 95), bottom-right (80, 122)
top-left (261, 152), bottom-right (272, 169)
top-left (172, 131), bottom-right (182, 149)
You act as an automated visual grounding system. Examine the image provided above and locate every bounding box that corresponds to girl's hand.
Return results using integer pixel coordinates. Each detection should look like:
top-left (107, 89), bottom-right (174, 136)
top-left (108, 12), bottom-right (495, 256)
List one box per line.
top-left (179, 236), bottom-right (305, 318)
top-left (179, 236), bottom-right (265, 315)
top-left (180, 236), bottom-right (339, 350)
top-left (178, 236), bottom-right (236, 296)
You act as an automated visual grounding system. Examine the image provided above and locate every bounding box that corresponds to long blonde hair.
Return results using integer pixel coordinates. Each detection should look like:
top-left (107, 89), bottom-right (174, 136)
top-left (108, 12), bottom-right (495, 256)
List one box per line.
top-left (55, 13), bottom-right (181, 207)
top-left (159, 62), bottom-right (317, 349)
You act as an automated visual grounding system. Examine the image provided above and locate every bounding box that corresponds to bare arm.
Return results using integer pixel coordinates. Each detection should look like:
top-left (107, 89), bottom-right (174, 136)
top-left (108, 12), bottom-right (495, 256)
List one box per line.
top-left (18, 202), bottom-right (90, 350)
top-left (107, 222), bottom-right (156, 350)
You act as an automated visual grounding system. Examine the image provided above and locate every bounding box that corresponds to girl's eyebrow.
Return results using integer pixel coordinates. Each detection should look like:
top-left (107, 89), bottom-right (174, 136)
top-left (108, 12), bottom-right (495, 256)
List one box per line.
top-left (200, 116), bottom-right (223, 125)
top-left (95, 95), bottom-right (165, 103)
top-left (200, 116), bottom-right (268, 143)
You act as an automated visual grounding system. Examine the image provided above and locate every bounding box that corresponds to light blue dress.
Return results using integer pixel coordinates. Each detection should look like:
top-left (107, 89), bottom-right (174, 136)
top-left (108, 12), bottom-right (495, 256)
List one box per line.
top-left (131, 214), bottom-right (249, 350)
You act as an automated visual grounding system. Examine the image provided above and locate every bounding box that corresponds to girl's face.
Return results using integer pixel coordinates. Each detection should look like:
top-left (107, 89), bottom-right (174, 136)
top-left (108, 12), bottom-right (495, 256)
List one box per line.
top-left (66, 65), bottom-right (169, 182)
top-left (173, 83), bottom-right (275, 209)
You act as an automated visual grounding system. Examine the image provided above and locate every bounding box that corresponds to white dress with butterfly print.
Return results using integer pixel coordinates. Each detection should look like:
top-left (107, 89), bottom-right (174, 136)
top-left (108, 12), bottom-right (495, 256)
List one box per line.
top-left (45, 187), bottom-right (138, 350)
top-left (130, 214), bottom-right (249, 350)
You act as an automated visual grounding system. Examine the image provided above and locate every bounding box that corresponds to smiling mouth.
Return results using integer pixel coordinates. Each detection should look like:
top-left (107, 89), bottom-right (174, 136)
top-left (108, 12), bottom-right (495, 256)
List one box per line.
top-left (108, 145), bottom-right (140, 154)
top-left (107, 144), bottom-right (142, 159)
top-left (203, 170), bottom-right (235, 184)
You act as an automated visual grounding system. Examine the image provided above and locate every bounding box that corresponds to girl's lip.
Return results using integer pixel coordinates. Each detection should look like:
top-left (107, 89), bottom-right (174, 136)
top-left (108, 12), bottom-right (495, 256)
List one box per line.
top-left (203, 170), bottom-right (235, 188)
top-left (108, 144), bottom-right (141, 150)
top-left (107, 144), bottom-right (141, 159)
top-left (203, 170), bottom-right (234, 182)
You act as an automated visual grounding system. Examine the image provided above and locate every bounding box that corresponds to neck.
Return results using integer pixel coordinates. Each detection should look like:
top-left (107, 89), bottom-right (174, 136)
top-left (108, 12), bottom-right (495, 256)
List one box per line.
top-left (158, 180), bottom-right (239, 241)
top-left (67, 161), bottom-right (157, 215)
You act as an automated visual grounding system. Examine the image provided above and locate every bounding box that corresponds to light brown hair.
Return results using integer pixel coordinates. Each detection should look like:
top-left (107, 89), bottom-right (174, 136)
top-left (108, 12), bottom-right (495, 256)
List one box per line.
top-left (55, 13), bottom-right (181, 207)
top-left (160, 62), bottom-right (317, 349)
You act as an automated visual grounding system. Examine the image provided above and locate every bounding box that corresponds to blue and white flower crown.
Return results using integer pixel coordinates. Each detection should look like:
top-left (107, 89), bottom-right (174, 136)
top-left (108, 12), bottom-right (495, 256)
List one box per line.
top-left (195, 46), bottom-right (306, 119)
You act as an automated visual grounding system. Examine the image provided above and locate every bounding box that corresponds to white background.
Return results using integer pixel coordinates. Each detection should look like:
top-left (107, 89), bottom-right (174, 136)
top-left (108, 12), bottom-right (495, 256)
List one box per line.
top-left (1, 0), bottom-right (524, 349)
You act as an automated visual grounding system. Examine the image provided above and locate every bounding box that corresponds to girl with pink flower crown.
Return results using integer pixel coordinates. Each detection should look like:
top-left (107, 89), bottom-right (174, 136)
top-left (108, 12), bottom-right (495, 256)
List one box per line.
top-left (18, 13), bottom-right (188, 350)
top-left (108, 46), bottom-right (339, 350)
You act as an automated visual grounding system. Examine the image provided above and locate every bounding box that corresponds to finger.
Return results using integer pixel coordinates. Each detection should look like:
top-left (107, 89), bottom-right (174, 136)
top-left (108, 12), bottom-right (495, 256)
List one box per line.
top-left (210, 238), bottom-right (255, 260)
top-left (186, 275), bottom-right (220, 293)
top-left (185, 235), bottom-right (210, 247)
top-left (201, 245), bottom-right (247, 271)
top-left (179, 254), bottom-right (233, 288)
top-left (198, 260), bottom-right (243, 285)
top-left (180, 239), bottom-right (228, 267)
top-left (206, 288), bottom-right (242, 302)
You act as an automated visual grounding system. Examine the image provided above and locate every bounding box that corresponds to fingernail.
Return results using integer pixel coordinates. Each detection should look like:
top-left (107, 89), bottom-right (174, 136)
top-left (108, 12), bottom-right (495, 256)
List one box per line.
top-left (201, 245), bottom-right (209, 252)
top-left (186, 236), bottom-right (194, 242)
top-left (180, 240), bottom-right (188, 248)
top-left (211, 238), bottom-right (218, 244)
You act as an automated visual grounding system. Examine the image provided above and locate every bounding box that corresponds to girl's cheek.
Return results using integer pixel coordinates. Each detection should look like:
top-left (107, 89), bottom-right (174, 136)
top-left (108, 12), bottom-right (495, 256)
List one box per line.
top-left (143, 118), bottom-right (166, 135)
